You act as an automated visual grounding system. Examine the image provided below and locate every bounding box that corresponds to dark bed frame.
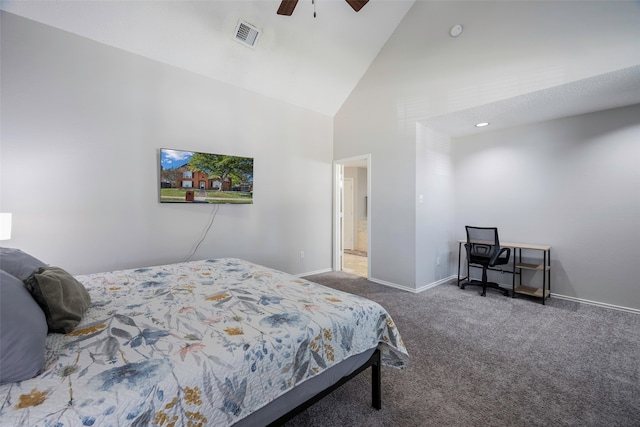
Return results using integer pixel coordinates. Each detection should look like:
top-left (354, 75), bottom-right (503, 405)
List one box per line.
top-left (267, 348), bottom-right (382, 426)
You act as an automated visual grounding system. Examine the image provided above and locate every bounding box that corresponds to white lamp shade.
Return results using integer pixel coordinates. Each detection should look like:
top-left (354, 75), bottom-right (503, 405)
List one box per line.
top-left (0, 213), bottom-right (12, 240)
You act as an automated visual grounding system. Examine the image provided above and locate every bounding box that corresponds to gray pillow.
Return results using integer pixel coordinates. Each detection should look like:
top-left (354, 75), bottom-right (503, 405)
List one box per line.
top-left (24, 266), bottom-right (91, 334)
top-left (0, 247), bottom-right (47, 281)
top-left (0, 270), bottom-right (48, 384)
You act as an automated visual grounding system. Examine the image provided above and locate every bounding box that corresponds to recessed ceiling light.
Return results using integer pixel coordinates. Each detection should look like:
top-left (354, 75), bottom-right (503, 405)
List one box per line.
top-left (475, 122), bottom-right (490, 127)
top-left (450, 24), bottom-right (463, 37)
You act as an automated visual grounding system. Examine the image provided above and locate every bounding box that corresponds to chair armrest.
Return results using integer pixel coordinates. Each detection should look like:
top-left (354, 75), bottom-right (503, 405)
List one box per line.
top-left (489, 247), bottom-right (510, 266)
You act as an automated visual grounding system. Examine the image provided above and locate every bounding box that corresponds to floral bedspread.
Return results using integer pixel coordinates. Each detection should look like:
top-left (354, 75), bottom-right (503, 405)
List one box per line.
top-left (0, 258), bottom-right (408, 426)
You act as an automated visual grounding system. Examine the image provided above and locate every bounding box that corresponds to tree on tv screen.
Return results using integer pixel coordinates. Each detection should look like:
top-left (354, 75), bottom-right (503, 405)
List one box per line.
top-left (187, 153), bottom-right (253, 189)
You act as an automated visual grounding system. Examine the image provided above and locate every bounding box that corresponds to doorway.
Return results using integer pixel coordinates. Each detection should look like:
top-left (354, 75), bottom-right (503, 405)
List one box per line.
top-left (343, 177), bottom-right (354, 250)
top-left (333, 155), bottom-right (370, 278)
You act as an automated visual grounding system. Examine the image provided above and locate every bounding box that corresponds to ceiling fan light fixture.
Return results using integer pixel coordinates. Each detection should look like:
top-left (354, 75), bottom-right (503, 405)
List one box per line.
top-left (278, 0), bottom-right (368, 15)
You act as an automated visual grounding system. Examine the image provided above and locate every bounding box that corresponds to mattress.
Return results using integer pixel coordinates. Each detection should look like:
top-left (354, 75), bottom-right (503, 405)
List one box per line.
top-left (0, 258), bottom-right (408, 426)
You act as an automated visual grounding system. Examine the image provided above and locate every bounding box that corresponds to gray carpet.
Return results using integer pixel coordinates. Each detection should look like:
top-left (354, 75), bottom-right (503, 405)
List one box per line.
top-left (284, 272), bottom-right (640, 427)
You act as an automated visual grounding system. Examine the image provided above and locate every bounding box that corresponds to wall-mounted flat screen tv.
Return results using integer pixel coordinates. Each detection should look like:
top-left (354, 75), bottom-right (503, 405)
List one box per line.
top-left (160, 148), bottom-right (253, 204)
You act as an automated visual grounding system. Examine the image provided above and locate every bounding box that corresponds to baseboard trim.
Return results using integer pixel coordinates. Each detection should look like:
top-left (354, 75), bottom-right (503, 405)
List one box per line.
top-left (368, 277), bottom-right (415, 293)
top-left (550, 293), bottom-right (640, 314)
top-left (416, 275), bottom-right (457, 293)
top-left (296, 268), bottom-right (332, 278)
top-left (368, 275), bottom-right (457, 294)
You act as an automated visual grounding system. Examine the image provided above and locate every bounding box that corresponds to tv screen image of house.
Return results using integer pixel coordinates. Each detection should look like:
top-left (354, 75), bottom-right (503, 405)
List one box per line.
top-left (160, 148), bottom-right (253, 204)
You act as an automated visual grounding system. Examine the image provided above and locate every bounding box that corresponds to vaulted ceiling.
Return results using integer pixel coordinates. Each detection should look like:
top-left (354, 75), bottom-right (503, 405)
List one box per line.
top-left (1, 0), bottom-right (415, 117)
top-left (2, 0), bottom-right (639, 133)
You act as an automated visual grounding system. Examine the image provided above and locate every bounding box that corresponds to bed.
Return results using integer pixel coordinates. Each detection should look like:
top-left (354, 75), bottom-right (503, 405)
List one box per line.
top-left (0, 256), bottom-right (409, 426)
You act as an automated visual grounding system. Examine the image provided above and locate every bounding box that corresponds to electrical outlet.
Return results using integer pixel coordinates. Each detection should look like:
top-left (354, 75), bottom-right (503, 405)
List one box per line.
top-left (300, 251), bottom-right (305, 259)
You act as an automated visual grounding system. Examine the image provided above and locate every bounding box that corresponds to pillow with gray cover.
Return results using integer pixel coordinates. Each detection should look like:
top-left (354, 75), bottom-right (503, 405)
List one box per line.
top-left (0, 247), bottom-right (47, 281)
top-left (0, 270), bottom-right (48, 384)
top-left (24, 266), bottom-right (91, 334)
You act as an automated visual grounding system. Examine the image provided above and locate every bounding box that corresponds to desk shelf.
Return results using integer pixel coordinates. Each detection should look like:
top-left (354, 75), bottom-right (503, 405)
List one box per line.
top-left (513, 245), bottom-right (551, 304)
top-left (514, 285), bottom-right (551, 299)
top-left (457, 240), bottom-right (552, 305)
top-left (516, 262), bottom-right (550, 271)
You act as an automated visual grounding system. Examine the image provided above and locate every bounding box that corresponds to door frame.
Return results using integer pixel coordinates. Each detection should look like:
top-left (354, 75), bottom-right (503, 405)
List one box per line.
top-left (333, 154), bottom-right (371, 278)
top-left (343, 177), bottom-right (355, 250)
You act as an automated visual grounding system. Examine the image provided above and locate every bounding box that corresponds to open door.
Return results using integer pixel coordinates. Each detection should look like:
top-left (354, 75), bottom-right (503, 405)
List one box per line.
top-left (334, 164), bottom-right (345, 272)
top-left (343, 177), bottom-right (355, 250)
top-left (333, 155), bottom-right (371, 278)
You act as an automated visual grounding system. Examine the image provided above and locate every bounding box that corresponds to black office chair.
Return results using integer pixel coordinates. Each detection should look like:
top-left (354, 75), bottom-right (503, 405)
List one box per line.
top-left (462, 226), bottom-right (511, 297)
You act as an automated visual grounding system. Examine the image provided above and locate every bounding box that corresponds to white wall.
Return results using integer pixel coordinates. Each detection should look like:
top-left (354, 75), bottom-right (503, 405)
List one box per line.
top-left (454, 104), bottom-right (640, 310)
top-left (0, 13), bottom-right (333, 275)
top-left (335, 0), bottom-right (640, 291)
top-left (416, 125), bottom-right (454, 288)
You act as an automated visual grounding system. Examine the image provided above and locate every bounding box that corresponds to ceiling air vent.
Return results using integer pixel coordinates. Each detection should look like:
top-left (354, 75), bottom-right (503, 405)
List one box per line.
top-left (234, 20), bottom-right (260, 49)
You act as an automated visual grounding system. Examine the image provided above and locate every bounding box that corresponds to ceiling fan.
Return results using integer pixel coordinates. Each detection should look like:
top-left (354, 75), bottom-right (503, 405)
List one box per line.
top-left (277, 0), bottom-right (369, 16)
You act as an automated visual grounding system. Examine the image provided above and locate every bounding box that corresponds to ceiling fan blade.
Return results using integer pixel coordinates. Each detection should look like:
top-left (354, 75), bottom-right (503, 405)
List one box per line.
top-left (277, 0), bottom-right (299, 16)
top-left (345, 0), bottom-right (369, 12)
